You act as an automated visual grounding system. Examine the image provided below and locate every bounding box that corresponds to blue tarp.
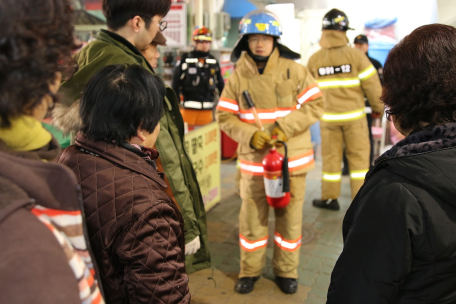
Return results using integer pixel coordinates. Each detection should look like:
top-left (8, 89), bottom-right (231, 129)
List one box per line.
top-left (223, 0), bottom-right (257, 18)
top-left (364, 17), bottom-right (398, 29)
top-left (369, 41), bottom-right (396, 66)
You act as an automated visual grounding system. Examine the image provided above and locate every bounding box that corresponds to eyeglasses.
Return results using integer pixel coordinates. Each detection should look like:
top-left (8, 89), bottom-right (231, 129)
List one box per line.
top-left (141, 16), bottom-right (167, 31)
top-left (153, 19), bottom-right (167, 32)
top-left (248, 37), bottom-right (273, 45)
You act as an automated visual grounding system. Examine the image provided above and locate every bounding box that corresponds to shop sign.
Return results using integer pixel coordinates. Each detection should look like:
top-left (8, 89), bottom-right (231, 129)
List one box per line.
top-left (85, 0), bottom-right (102, 10)
top-left (162, 4), bottom-right (187, 47)
top-left (184, 122), bottom-right (221, 211)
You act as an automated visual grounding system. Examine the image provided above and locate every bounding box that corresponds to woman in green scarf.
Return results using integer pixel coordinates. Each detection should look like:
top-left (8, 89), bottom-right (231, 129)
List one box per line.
top-left (0, 0), bottom-right (105, 302)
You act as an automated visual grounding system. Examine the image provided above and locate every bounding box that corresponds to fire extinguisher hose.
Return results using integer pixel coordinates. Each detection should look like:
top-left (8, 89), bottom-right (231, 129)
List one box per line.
top-left (277, 140), bottom-right (290, 193)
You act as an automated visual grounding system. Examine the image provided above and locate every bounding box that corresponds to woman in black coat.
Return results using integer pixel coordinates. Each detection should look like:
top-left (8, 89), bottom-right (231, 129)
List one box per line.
top-left (327, 24), bottom-right (456, 304)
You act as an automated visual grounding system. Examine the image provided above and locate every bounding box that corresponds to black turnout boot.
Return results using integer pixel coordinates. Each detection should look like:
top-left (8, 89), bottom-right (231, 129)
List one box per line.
top-left (234, 276), bottom-right (260, 294)
top-left (276, 276), bottom-right (298, 294)
top-left (312, 198), bottom-right (340, 211)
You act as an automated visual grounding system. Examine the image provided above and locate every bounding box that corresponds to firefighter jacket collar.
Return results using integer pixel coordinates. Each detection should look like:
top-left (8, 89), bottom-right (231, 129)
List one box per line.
top-left (319, 30), bottom-right (349, 49)
top-left (238, 47), bottom-right (281, 76)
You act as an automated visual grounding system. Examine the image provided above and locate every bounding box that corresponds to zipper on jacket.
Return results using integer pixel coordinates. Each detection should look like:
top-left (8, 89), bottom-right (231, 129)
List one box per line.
top-left (76, 185), bottom-right (106, 299)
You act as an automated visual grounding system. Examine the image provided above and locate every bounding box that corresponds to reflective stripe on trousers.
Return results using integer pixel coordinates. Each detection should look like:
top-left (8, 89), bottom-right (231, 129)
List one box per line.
top-left (239, 234), bottom-right (268, 252)
top-left (322, 170), bottom-right (368, 182)
top-left (322, 171), bottom-right (342, 182)
top-left (350, 170), bottom-right (368, 180)
top-left (239, 175), bottom-right (307, 278)
top-left (321, 119), bottom-right (370, 200)
top-left (274, 232), bottom-right (302, 252)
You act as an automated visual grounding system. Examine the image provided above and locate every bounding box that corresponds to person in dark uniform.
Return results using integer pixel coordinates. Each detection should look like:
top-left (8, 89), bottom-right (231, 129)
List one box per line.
top-left (342, 34), bottom-right (383, 174)
top-left (172, 26), bottom-right (225, 128)
top-left (353, 35), bottom-right (383, 84)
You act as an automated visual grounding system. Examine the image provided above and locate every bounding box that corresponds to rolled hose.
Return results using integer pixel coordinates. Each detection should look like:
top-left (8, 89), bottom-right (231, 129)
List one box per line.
top-left (277, 140), bottom-right (290, 193)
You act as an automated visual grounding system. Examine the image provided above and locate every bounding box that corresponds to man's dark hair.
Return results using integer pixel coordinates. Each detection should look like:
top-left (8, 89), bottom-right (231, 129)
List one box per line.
top-left (103, 0), bottom-right (171, 31)
top-left (80, 64), bottom-right (165, 143)
top-left (0, 0), bottom-right (78, 128)
top-left (382, 24), bottom-right (456, 132)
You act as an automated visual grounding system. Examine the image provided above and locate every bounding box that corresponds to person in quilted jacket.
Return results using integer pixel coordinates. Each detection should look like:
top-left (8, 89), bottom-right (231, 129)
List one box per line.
top-left (58, 64), bottom-right (191, 304)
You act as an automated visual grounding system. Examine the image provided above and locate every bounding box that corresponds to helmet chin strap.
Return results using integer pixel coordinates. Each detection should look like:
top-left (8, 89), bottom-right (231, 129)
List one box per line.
top-left (247, 43), bottom-right (276, 63)
top-left (247, 49), bottom-right (270, 62)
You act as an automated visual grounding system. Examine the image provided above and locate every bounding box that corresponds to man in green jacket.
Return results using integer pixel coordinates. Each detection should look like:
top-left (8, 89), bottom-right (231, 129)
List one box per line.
top-left (53, 0), bottom-right (210, 274)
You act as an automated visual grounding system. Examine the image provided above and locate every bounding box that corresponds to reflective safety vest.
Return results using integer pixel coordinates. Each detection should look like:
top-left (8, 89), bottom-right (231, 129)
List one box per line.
top-left (180, 54), bottom-right (220, 109)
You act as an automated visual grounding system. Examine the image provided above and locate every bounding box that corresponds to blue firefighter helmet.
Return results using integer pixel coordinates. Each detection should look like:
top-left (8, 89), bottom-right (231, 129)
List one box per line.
top-left (230, 9), bottom-right (299, 63)
top-left (239, 10), bottom-right (282, 37)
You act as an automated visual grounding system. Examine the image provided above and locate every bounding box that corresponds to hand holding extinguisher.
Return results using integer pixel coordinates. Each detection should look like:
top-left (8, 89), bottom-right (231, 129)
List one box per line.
top-left (269, 125), bottom-right (288, 147)
top-left (244, 90), bottom-right (271, 150)
top-left (243, 90), bottom-right (290, 208)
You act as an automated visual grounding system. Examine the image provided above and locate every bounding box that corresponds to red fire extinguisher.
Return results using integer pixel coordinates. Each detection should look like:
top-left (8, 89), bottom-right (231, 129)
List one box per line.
top-left (262, 137), bottom-right (291, 209)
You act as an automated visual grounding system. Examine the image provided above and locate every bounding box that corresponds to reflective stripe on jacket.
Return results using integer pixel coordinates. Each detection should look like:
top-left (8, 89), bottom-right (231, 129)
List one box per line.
top-left (307, 30), bottom-right (383, 124)
top-left (216, 48), bottom-right (324, 177)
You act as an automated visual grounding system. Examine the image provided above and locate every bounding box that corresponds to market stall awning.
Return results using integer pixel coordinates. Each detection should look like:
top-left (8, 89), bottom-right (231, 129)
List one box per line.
top-left (223, 0), bottom-right (257, 18)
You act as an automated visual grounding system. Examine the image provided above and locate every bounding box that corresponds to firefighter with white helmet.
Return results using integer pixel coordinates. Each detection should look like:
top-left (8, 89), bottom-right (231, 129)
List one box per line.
top-left (308, 9), bottom-right (383, 211)
top-left (216, 10), bottom-right (323, 294)
top-left (172, 26), bottom-right (224, 128)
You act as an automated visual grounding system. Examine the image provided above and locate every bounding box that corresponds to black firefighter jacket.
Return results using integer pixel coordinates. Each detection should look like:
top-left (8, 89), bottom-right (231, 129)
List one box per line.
top-left (327, 123), bottom-right (456, 304)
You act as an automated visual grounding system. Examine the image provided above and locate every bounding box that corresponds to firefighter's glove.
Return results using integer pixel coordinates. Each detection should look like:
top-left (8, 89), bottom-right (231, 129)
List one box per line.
top-left (371, 112), bottom-right (382, 119)
top-left (250, 131), bottom-right (271, 150)
top-left (270, 126), bottom-right (288, 147)
top-left (185, 236), bottom-right (201, 255)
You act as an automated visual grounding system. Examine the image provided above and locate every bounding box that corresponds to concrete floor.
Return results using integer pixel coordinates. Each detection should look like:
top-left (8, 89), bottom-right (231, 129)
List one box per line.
top-left (189, 156), bottom-right (353, 304)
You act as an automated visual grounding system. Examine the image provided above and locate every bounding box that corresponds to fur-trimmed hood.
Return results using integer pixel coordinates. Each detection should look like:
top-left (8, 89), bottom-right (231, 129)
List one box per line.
top-left (368, 122), bottom-right (456, 206)
top-left (375, 123), bottom-right (456, 163)
top-left (52, 100), bottom-right (82, 135)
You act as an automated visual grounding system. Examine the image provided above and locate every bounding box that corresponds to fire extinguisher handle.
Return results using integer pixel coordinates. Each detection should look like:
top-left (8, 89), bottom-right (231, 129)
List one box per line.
top-left (277, 141), bottom-right (290, 193)
top-left (243, 90), bottom-right (255, 109)
top-left (243, 90), bottom-right (264, 131)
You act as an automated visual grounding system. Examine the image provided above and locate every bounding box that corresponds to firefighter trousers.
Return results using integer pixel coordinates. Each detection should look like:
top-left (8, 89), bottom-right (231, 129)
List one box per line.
top-left (239, 174), bottom-right (306, 279)
top-left (321, 118), bottom-right (370, 200)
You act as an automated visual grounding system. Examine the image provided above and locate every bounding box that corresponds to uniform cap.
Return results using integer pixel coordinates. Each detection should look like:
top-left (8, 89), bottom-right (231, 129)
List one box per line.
top-left (354, 34), bottom-right (368, 44)
top-left (152, 31), bottom-right (167, 46)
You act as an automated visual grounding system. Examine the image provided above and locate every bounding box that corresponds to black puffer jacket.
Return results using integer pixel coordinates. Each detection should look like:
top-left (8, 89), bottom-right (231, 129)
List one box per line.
top-left (327, 123), bottom-right (456, 304)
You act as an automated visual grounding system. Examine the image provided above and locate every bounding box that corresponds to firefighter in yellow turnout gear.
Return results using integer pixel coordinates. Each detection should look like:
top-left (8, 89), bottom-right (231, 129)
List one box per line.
top-left (216, 10), bottom-right (323, 294)
top-left (308, 9), bottom-right (383, 210)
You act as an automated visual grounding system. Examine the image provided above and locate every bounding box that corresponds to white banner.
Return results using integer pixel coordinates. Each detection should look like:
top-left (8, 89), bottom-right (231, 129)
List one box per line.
top-left (162, 3), bottom-right (187, 47)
